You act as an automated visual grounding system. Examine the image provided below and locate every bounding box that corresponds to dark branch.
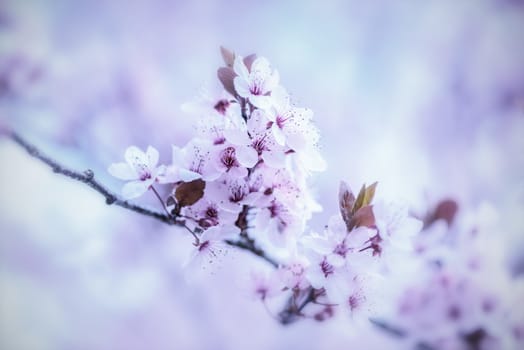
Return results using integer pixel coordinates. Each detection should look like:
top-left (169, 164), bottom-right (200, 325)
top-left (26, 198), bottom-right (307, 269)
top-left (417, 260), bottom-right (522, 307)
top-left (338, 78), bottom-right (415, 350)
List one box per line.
top-left (8, 131), bottom-right (281, 268)
top-left (225, 239), bottom-right (279, 268)
top-left (278, 287), bottom-right (316, 325)
top-left (8, 131), bottom-right (178, 225)
top-left (369, 318), bottom-right (407, 337)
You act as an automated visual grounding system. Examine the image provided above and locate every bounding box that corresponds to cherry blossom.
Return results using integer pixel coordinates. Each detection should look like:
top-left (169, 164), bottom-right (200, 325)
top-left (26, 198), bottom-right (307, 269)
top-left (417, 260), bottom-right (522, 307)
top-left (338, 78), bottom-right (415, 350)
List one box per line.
top-left (108, 145), bottom-right (164, 199)
top-left (207, 178), bottom-right (260, 214)
top-left (233, 55), bottom-right (279, 110)
top-left (264, 86), bottom-right (319, 150)
top-left (181, 83), bottom-right (239, 118)
top-left (103, 49), bottom-right (439, 328)
top-left (372, 200), bottom-right (422, 256)
top-left (182, 195), bottom-right (238, 230)
top-left (245, 109), bottom-right (286, 168)
top-left (185, 225), bottom-right (240, 272)
top-left (212, 142), bottom-right (258, 178)
top-left (277, 257), bottom-right (310, 290)
top-left (161, 139), bottom-right (220, 182)
top-left (249, 270), bottom-right (283, 301)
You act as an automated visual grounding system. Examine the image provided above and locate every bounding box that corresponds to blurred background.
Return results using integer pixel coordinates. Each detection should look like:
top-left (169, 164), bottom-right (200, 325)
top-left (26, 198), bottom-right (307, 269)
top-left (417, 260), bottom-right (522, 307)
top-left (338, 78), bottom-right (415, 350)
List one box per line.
top-left (1, 0), bottom-right (523, 349)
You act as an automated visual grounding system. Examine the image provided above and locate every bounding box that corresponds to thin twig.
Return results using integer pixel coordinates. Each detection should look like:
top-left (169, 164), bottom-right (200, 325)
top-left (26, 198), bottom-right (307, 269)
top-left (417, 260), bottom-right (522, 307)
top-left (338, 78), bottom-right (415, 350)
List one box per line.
top-left (150, 185), bottom-right (172, 218)
top-left (182, 222), bottom-right (200, 246)
top-left (8, 131), bottom-right (279, 267)
top-left (278, 287), bottom-right (316, 325)
top-left (225, 239), bottom-right (279, 268)
top-left (369, 318), bottom-right (407, 337)
top-left (9, 131), bottom-right (177, 225)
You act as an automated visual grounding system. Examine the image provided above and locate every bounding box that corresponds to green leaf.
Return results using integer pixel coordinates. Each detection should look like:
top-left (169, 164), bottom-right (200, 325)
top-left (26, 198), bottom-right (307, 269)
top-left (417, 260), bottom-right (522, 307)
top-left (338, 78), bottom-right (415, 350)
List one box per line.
top-left (352, 182), bottom-right (378, 214)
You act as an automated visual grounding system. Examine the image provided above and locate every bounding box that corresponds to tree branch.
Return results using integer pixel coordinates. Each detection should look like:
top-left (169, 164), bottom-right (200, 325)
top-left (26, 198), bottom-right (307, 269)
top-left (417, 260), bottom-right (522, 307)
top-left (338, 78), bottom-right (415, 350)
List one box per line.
top-left (7, 131), bottom-right (279, 267)
top-left (278, 287), bottom-right (316, 325)
top-left (225, 238), bottom-right (279, 268)
top-left (8, 131), bottom-right (178, 225)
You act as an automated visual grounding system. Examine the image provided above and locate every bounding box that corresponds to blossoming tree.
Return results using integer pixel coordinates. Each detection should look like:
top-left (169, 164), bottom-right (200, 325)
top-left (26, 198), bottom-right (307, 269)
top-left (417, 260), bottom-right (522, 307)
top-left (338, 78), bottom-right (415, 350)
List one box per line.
top-left (5, 48), bottom-right (523, 350)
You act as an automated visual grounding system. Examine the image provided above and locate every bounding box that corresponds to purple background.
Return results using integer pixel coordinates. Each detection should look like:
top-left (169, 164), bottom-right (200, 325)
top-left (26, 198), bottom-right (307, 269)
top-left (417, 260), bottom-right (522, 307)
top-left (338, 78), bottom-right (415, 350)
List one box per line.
top-left (1, 0), bottom-right (523, 349)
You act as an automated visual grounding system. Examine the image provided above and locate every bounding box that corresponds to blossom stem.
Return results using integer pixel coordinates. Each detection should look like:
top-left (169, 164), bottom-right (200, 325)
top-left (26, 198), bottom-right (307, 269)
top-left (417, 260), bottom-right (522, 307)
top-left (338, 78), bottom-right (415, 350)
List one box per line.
top-left (182, 222), bottom-right (200, 246)
top-left (278, 287), bottom-right (316, 325)
top-left (150, 185), bottom-right (171, 218)
top-left (240, 97), bottom-right (248, 121)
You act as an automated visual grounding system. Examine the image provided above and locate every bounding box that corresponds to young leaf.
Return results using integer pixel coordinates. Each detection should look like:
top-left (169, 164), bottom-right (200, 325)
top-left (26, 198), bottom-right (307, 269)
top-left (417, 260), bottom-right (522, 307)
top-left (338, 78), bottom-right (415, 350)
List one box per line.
top-left (243, 54), bottom-right (257, 71)
top-left (175, 179), bottom-right (206, 207)
top-left (220, 46), bottom-right (235, 68)
top-left (217, 67), bottom-right (237, 97)
top-left (349, 205), bottom-right (375, 230)
top-left (423, 199), bottom-right (458, 228)
top-left (339, 181), bottom-right (355, 230)
top-left (352, 182), bottom-right (378, 214)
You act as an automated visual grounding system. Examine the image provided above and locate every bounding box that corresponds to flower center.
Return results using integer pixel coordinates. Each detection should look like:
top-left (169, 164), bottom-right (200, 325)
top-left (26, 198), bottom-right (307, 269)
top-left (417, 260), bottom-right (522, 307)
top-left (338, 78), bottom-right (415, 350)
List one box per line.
top-left (214, 99), bottom-right (230, 115)
top-left (252, 134), bottom-right (268, 154)
top-left (333, 240), bottom-right (348, 258)
top-left (320, 258), bottom-right (334, 278)
top-left (229, 186), bottom-right (246, 203)
top-left (220, 147), bottom-right (238, 169)
top-left (198, 240), bottom-right (210, 252)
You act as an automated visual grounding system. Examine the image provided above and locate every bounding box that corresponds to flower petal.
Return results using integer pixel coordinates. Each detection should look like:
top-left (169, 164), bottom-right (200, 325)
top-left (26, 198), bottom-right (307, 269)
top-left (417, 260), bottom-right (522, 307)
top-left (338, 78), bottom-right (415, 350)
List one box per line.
top-left (234, 76), bottom-right (250, 98)
top-left (146, 146), bottom-right (159, 169)
top-left (224, 127), bottom-right (250, 145)
top-left (271, 86), bottom-right (290, 110)
top-left (300, 147), bottom-right (326, 172)
top-left (233, 55), bottom-right (250, 80)
top-left (272, 125), bottom-right (286, 146)
top-left (171, 145), bottom-right (186, 166)
top-left (251, 57), bottom-right (272, 76)
top-left (249, 95), bottom-right (272, 110)
top-left (236, 145), bottom-right (258, 168)
top-left (262, 150), bottom-right (286, 168)
top-left (179, 168), bottom-right (202, 182)
top-left (124, 146), bottom-right (147, 168)
top-left (122, 180), bottom-right (150, 199)
top-left (108, 162), bottom-right (137, 180)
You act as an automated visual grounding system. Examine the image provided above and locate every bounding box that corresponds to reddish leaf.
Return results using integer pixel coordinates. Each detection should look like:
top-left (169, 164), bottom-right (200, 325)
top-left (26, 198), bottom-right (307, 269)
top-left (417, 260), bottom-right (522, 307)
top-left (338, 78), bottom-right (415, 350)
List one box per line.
top-left (175, 179), bottom-right (206, 207)
top-left (350, 205), bottom-right (376, 230)
top-left (243, 54), bottom-right (257, 71)
top-left (424, 199), bottom-right (458, 228)
top-left (220, 46), bottom-right (235, 68)
top-left (217, 67), bottom-right (237, 97)
top-left (339, 181), bottom-right (355, 230)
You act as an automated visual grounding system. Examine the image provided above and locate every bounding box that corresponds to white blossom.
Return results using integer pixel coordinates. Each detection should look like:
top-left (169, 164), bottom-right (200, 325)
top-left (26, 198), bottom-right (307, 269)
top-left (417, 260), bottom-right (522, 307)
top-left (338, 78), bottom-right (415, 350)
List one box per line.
top-left (108, 145), bottom-right (164, 199)
top-left (233, 55), bottom-right (279, 110)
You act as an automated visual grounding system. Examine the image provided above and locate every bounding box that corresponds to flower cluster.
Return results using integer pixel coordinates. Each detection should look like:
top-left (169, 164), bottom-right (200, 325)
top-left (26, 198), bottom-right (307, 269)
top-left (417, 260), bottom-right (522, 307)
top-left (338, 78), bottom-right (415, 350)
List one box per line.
top-left (252, 182), bottom-right (422, 323)
top-left (109, 48), bottom-right (325, 263)
top-left (387, 202), bottom-right (524, 349)
top-left (108, 48), bottom-right (422, 323)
